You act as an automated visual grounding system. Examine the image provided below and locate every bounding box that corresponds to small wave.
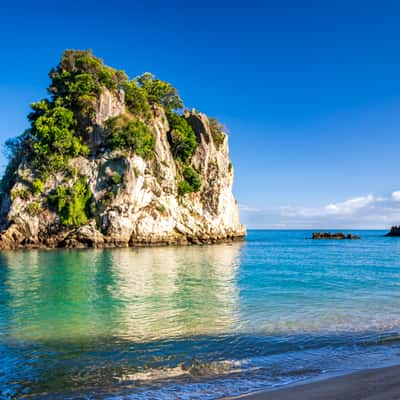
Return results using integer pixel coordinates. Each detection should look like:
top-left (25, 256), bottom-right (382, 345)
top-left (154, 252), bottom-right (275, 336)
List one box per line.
top-left (113, 360), bottom-right (245, 384)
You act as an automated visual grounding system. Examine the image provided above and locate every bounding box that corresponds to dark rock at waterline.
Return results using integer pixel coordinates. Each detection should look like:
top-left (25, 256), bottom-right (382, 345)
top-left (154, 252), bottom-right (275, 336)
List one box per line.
top-left (385, 226), bottom-right (400, 237)
top-left (312, 232), bottom-right (361, 240)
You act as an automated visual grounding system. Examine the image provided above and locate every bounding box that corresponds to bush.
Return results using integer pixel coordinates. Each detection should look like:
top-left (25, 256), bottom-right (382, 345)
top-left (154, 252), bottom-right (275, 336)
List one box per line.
top-left (29, 100), bottom-right (89, 176)
top-left (106, 115), bottom-right (154, 159)
top-left (50, 178), bottom-right (91, 228)
top-left (123, 81), bottom-right (152, 120)
top-left (166, 111), bottom-right (197, 161)
top-left (177, 180), bottom-right (193, 196)
top-left (101, 190), bottom-right (115, 206)
top-left (32, 179), bottom-right (44, 195)
top-left (156, 204), bottom-right (166, 213)
top-left (135, 72), bottom-right (183, 110)
top-left (26, 201), bottom-right (43, 216)
top-left (10, 187), bottom-right (31, 201)
top-left (208, 117), bottom-right (226, 147)
top-left (110, 172), bottom-right (122, 185)
top-left (178, 166), bottom-right (201, 196)
top-left (0, 133), bottom-right (29, 194)
top-left (49, 50), bottom-right (127, 102)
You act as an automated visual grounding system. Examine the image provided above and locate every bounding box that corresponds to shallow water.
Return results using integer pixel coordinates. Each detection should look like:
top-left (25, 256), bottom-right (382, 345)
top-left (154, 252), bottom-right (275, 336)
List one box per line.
top-left (1, 230), bottom-right (400, 399)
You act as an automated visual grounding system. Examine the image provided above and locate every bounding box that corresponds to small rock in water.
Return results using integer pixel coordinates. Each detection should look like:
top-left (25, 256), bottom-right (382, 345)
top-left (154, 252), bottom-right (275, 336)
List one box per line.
top-left (311, 232), bottom-right (361, 240)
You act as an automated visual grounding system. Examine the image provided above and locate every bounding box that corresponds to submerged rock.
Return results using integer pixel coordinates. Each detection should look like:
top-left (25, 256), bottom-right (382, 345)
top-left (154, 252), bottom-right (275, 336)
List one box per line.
top-left (311, 232), bottom-right (360, 240)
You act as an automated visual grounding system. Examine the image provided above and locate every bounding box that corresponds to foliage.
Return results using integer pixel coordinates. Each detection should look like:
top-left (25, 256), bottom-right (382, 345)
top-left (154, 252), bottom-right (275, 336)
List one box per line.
top-left (178, 166), bottom-right (201, 196)
top-left (166, 111), bottom-right (197, 161)
top-left (177, 180), bottom-right (192, 196)
top-left (156, 204), bottom-right (166, 213)
top-left (0, 132), bottom-right (29, 194)
top-left (48, 50), bottom-right (127, 110)
top-left (101, 190), bottom-right (115, 206)
top-left (32, 179), bottom-right (44, 195)
top-left (110, 172), bottom-right (122, 185)
top-left (123, 73), bottom-right (183, 119)
top-left (50, 178), bottom-right (91, 228)
top-left (1, 49), bottom-right (193, 202)
top-left (106, 115), bottom-right (154, 159)
top-left (26, 201), bottom-right (43, 216)
top-left (28, 100), bottom-right (89, 176)
top-left (123, 81), bottom-right (152, 120)
top-left (10, 187), bottom-right (31, 201)
top-left (208, 117), bottom-right (226, 147)
top-left (135, 73), bottom-right (183, 111)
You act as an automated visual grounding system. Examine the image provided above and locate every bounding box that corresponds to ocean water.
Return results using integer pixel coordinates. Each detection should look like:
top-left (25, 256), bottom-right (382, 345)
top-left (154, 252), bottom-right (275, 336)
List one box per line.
top-left (1, 230), bottom-right (400, 399)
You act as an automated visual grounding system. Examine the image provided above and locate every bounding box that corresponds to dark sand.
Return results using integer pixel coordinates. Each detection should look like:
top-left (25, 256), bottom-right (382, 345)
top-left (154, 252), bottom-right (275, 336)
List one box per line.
top-left (225, 365), bottom-right (400, 400)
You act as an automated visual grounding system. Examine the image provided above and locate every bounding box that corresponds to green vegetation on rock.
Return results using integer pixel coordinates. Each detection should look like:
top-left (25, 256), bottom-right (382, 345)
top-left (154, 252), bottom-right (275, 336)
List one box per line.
top-left (32, 179), bottom-right (44, 195)
top-left (106, 115), bottom-right (154, 159)
top-left (0, 134), bottom-right (28, 195)
top-left (123, 72), bottom-right (183, 120)
top-left (28, 99), bottom-right (89, 176)
top-left (50, 178), bottom-right (92, 228)
top-left (10, 187), bottom-right (30, 201)
top-left (25, 201), bottom-right (43, 216)
top-left (166, 111), bottom-right (197, 162)
top-left (209, 117), bottom-right (226, 147)
top-left (110, 172), bottom-right (122, 185)
top-left (123, 80), bottom-right (152, 120)
top-left (49, 50), bottom-right (127, 115)
top-left (178, 166), bottom-right (201, 196)
top-left (136, 73), bottom-right (183, 111)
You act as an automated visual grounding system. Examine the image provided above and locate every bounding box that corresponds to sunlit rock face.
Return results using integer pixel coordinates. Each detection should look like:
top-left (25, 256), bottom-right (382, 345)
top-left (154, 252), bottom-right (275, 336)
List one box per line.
top-left (0, 92), bottom-right (245, 249)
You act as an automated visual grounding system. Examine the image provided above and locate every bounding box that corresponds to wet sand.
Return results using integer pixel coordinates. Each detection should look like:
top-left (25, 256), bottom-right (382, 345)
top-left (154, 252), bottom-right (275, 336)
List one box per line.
top-left (226, 365), bottom-right (400, 400)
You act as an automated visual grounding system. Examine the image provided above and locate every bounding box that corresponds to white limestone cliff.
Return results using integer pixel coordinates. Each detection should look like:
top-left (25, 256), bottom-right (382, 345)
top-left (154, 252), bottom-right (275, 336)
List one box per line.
top-left (0, 90), bottom-right (245, 249)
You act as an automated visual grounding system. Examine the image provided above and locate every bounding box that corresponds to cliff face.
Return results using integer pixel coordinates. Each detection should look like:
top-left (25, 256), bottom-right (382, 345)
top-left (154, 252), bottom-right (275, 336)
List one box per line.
top-left (0, 88), bottom-right (245, 249)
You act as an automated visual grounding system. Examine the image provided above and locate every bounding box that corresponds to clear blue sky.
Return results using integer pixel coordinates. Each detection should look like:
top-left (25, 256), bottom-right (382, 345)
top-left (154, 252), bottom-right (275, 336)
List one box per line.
top-left (1, 0), bottom-right (400, 228)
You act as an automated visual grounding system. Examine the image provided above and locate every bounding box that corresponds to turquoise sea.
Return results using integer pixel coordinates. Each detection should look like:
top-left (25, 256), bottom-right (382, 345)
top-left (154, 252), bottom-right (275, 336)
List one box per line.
top-left (2, 230), bottom-right (400, 399)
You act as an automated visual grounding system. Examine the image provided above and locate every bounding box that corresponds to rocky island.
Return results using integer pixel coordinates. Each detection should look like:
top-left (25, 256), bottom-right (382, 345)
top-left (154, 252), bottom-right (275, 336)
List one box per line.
top-left (385, 226), bottom-right (400, 237)
top-left (0, 50), bottom-right (245, 249)
top-left (312, 232), bottom-right (360, 240)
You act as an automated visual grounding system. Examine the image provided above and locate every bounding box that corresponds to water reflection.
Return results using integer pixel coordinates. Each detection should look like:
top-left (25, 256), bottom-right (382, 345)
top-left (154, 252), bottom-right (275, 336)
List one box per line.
top-left (1, 243), bottom-right (243, 342)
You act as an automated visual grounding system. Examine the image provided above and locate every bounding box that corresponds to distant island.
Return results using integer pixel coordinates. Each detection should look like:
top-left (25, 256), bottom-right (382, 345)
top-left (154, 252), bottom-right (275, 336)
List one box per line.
top-left (312, 232), bottom-right (361, 240)
top-left (0, 50), bottom-right (245, 249)
top-left (385, 226), bottom-right (400, 237)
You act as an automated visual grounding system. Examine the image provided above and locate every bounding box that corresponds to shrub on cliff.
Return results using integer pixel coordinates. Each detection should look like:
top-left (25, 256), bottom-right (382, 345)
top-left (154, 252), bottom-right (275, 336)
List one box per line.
top-left (209, 117), bottom-right (226, 147)
top-left (166, 111), bottom-right (197, 161)
top-left (123, 81), bottom-right (152, 120)
top-left (124, 73), bottom-right (183, 120)
top-left (0, 133), bottom-right (29, 194)
top-left (49, 50), bottom-right (127, 104)
top-left (28, 99), bottom-right (89, 176)
top-left (105, 115), bottom-right (154, 159)
top-left (136, 73), bottom-right (183, 111)
top-left (50, 178), bottom-right (91, 228)
top-left (178, 166), bottom-right (201, 195)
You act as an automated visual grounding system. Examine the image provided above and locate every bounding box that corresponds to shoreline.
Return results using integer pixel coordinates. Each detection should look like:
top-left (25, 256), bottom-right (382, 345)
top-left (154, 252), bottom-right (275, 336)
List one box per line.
top-left (224, 364), bottom-right (400, 400)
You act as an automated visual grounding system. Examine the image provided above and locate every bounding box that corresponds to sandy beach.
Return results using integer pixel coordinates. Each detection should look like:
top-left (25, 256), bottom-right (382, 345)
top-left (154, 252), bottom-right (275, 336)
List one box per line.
top-left (227, 365), bottom-right (400, 400)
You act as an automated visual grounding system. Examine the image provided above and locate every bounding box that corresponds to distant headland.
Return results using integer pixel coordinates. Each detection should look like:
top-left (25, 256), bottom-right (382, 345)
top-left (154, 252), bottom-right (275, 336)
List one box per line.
top-left (385, 226), bottom-right (400, 237)
top-left (0, 50), bottom-right (245, 249)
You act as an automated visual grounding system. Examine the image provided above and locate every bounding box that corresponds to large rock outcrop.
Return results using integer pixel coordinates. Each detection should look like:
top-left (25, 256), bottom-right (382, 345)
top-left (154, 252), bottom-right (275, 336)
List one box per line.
top-left (0, 94), bottom-right (245, 249)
